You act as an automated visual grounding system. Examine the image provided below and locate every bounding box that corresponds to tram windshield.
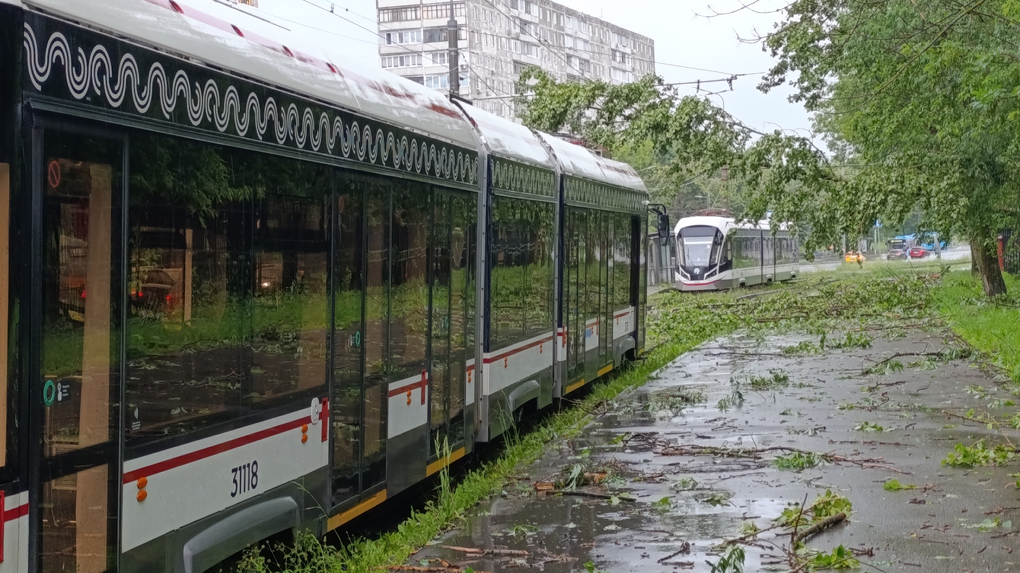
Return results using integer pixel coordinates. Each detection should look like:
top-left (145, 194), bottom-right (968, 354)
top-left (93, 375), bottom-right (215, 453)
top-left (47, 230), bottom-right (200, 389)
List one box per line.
top-left (679, 226), bottom-right (720, 267)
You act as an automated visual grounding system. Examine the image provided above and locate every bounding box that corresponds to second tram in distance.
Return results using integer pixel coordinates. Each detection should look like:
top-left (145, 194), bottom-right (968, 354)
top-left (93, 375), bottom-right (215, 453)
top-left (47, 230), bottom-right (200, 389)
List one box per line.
top-left (674, 216), bottom-right (799, 291)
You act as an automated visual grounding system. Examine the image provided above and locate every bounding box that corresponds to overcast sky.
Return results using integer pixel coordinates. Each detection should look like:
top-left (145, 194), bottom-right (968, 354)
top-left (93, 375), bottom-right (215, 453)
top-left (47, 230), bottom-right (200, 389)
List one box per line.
top-left (251, 0), bottom-right (811, 136)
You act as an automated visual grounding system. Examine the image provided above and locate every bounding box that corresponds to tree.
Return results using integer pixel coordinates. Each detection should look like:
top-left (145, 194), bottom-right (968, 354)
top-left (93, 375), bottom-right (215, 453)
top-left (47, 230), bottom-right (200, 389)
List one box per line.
top-left (516, 0), bottom-right (1020, 296)
top-left (756, 0), bottom-right (1020, 295)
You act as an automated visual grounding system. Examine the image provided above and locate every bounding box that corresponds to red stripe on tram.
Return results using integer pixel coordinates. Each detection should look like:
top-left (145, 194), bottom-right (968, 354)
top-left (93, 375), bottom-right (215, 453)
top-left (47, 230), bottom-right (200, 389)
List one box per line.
top-left (3, 501), bottom-right (28, 523)
top-left (122, 416), bottom-right (307, 484)
top-left (483, 335), bottom-right (554, 364)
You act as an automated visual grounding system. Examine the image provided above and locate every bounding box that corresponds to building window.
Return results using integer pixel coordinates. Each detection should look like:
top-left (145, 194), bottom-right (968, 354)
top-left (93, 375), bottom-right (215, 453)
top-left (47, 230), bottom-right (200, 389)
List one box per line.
top-left (385, 29), bottom-right (422, 45)
top-left (425, 74), bottom-right (450, 89)
top-left (379, 6), bottom-right (420, 23)
top-left (421, 3), bottom-right (465, 20)
top-left (423, 27), bottom-right (466, 43)
top-left (381, 54), bottom-right (423, 68)
top-left (426, 51), bottom-right (449, 66)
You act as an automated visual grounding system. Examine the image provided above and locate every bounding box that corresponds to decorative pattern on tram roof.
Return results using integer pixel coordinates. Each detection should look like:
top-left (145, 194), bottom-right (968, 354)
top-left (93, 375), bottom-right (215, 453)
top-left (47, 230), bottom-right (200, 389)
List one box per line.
top-left (564, 177), bottom-right (645, 213)
top-left (22, 17), bottom-right (478, 186)
top-left (490, 157), bottom-right (556, 199)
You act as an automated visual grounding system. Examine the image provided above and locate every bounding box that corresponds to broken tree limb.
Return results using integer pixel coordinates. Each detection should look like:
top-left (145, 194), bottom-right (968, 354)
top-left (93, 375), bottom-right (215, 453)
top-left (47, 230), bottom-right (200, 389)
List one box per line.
top-left (720, 523), bottom-right (785, 546)
top-left (439, 546), bottom-right (529, 557)
top-left (383, 562), bottom-right (469, 566)
top-left (794, 512), bottom-right (847, 543)
top-left (547, 489), bottom-right (636, 502)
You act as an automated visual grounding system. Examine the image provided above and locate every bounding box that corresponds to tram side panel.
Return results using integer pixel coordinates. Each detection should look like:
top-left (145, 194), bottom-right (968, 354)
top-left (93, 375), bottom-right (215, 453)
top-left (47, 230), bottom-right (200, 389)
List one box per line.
top-left (0, 4), bottom-right (28, 571)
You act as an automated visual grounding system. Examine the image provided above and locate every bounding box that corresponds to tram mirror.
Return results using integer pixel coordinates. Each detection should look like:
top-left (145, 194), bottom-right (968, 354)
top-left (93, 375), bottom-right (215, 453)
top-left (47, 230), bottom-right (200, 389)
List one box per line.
top-left (657, 213), bottom-right (671, 239)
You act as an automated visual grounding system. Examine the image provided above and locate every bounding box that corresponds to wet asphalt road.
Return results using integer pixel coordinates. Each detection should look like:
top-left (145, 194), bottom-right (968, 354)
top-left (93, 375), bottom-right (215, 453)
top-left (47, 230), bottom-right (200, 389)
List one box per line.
top-left (800, 247), bottom-right (971, 273)
top-left (411, 322), bottom-right (1020, 572)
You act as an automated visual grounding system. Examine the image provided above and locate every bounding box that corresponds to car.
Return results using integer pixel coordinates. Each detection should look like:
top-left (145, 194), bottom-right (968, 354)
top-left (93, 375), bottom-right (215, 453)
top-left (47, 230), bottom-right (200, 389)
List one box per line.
top-left (887, 248), bottom-right (908, 260)
top-left (132, 269), bottom-right (177, 314)
top-left (908, 246), bottom-right (928, 259)
top-left (844, 251), bottom-right (866, 263)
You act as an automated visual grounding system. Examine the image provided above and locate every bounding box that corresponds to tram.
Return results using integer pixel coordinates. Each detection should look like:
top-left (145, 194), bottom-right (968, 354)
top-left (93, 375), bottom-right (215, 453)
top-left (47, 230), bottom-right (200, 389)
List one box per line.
top-left (0, 0), bottom-right (655, 571)
top-left (674, 216), bottom-right (798, 291)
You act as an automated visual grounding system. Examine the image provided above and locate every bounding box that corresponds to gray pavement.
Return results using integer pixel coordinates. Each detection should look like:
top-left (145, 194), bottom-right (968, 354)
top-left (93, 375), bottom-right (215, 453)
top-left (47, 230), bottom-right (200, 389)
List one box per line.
top-left (411, 321), bottom-right (1020, 572)
top-left (801, 246), bottom-right (971, 273)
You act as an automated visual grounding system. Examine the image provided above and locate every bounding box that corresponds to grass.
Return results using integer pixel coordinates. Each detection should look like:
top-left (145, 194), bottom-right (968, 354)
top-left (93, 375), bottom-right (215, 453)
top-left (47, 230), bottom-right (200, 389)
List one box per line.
top-left (935, 271), bottom-right (1020, 383)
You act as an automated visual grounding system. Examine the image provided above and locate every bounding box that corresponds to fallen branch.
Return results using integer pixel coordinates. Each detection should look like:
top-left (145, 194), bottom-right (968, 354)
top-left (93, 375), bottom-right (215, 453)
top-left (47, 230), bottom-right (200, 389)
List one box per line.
top-left (826, 454), bottom-right (912, 475)
top-left (794, 512), bottom-right (847, 543)
top-left (720, 523), bottom-right (785, 546)
top-left (547, 489), bottom-right (635, 502)
top-left (439, 546), bottom-right (529, 557)
top-left (383, 562), bottom-right (473, 566)
top-left (862, 350), bottom-right (962, 374)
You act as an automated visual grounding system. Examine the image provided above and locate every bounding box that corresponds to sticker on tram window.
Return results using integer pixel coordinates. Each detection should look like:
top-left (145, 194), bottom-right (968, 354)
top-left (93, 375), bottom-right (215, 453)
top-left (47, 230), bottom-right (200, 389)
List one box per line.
top-left (230, 461), bottom-right (260, 497)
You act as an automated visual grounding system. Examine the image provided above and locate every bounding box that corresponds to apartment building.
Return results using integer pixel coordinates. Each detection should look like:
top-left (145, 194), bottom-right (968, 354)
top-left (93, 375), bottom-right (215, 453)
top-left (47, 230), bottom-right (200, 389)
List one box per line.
top-left (377, 0), bottom-right (655, 120)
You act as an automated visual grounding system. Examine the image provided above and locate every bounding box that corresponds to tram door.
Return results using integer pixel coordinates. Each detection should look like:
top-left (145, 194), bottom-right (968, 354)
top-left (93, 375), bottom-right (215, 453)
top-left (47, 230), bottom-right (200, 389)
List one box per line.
top-left (564, 209), bottom-right (585, 383)
top-left (33, 127), bottom-right (125, 573)
top-left (428, 192), bottom-right (472, 458)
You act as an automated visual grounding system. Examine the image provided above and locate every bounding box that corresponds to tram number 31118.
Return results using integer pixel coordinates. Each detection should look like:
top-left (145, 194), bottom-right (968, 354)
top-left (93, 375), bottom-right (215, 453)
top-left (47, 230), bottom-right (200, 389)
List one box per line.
top-left (230, 461), bottom-right (260, 497)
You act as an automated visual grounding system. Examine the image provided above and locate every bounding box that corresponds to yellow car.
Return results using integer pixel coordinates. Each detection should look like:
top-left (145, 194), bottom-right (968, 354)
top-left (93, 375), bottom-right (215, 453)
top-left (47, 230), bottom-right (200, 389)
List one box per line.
top-left (844, 251), bottom-right (866, 263)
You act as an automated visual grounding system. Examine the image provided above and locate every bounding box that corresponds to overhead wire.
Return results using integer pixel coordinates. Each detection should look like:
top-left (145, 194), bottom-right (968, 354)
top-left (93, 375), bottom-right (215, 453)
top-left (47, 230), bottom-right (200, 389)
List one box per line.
top-left (291, 1), bottom-right (770, 112)
top-left (295, 0), bottom-right (518, 114)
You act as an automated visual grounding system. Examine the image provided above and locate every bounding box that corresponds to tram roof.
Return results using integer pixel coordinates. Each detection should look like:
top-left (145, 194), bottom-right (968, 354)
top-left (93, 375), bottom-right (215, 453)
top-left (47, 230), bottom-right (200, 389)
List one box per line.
top-left (25, 0), bottom-right (478, 150)
top-left (675, 216), bottom-right (788, 234)
top-left (536, 132), bottom-right (647, 193)
top-left (456, 103), bottom-right (556, 171)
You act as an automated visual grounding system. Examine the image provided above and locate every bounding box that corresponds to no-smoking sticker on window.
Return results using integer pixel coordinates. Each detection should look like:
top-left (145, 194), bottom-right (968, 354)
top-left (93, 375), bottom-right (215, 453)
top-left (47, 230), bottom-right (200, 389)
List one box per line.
top-left (47, 160), bottom-right (61, 189)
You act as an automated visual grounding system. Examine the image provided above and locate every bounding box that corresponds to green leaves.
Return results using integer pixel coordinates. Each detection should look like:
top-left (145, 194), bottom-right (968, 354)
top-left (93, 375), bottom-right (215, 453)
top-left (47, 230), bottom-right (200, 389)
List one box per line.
top-left (707, 545), bottom-right (746, 573)
top-left (942, 440), bottom-right (1017, 467)
top-left (882, 479), bottom-right (918, 491)
top-left (802, 545), bottom-right (860, 570)
top-left (775, 451), bottom-right (826, 471)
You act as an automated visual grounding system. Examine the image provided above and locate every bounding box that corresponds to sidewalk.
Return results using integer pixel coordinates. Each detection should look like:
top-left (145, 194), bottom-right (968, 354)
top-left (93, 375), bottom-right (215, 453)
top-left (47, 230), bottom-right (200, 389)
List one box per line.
top-left (410, 321), bottom-right (1020, 572)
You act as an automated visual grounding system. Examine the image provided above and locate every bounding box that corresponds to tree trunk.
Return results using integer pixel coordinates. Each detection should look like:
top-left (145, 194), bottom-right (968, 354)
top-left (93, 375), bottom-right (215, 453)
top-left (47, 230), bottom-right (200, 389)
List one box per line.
top-left (970, 235), bottom-right (1007, 296)
top-left (969, 240), bottom-right (980, 276)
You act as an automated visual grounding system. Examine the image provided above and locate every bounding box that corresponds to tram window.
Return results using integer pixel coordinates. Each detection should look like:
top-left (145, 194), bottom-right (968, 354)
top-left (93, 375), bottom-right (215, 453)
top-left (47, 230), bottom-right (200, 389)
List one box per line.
top-left (523, 201), bottom-right (554, 337)
top-left (614, 214), bottom-right (630, 309)
top-left (390, 182), bottom-right (430, 381)
top-left (490, 197), bottom-right (525, 346)
top-left (41, 133), bottom-right (123, 453)
top-left (126, 135), bottom-right (248, 438)
top-left (679, 225), bottom-right (719, 268)
top-left (584, 210), bottom-right (602, 322)
top-left (332, 180), bottom-right (363, 500)
top-left (126, 135), bottom-right (333, 441)
top-left (0, 163), bottom-right (10, 468)
top-left (362, 182), bottom-right (389, 489)
top-left (40, 131), bottom-right (124, 572)
top-left (248, 160), bottom-right (331, 407)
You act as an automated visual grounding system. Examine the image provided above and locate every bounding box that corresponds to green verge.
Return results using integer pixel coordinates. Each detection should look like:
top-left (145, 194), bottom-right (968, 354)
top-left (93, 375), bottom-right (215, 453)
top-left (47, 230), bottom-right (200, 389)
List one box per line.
top-left (241, 274), bottom-right (934, 573)
top-left (935, 271), bottom-right (1020, 383)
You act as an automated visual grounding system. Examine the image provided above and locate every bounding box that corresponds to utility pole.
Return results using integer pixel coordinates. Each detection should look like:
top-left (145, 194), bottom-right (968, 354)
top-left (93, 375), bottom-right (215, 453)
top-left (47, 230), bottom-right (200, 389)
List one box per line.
top-left (447, 0), bottom-right (459, 99)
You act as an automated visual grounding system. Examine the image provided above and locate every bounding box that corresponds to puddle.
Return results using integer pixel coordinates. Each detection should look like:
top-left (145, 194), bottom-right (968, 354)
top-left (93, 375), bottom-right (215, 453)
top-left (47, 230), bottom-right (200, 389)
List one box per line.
top-left (409, 327), bottom-right (1020, 572)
